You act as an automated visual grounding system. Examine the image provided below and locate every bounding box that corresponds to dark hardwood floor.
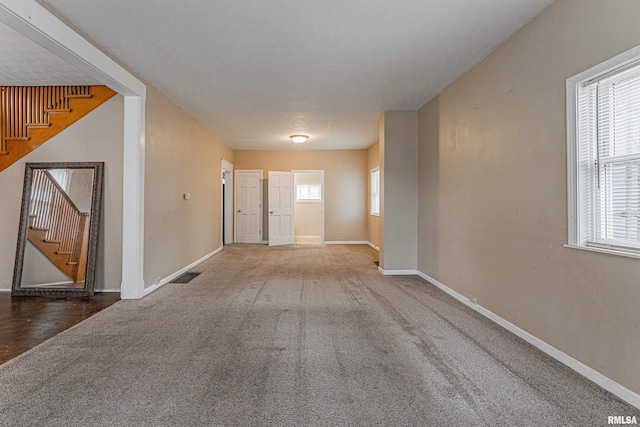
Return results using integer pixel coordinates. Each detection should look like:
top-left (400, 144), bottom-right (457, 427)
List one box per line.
top-left (0, 292), bottom-right (120, 365)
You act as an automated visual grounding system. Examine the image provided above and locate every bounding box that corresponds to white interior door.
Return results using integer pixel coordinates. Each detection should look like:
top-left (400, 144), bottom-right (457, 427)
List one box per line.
top-left (235, 170), bottom-right (262, 243)
top-left (268, 171), bottom-right (294, 246)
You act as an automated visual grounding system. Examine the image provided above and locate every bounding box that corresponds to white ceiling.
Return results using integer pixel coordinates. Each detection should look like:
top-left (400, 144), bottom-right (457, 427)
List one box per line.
top-left (0, 20), bottom-right (98, 85)
top-left (37, 0), bottom-right (555, 150)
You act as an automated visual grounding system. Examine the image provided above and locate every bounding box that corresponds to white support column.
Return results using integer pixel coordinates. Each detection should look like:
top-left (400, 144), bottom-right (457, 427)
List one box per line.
top-left (120, 95), bottom-right (145, 299)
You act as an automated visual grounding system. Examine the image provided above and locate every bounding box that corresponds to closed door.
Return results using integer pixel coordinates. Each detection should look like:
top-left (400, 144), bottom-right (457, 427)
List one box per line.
top-left (268, 171), bottom-right (294, 246)
top-left (235, 170), bottom-right (262, 243)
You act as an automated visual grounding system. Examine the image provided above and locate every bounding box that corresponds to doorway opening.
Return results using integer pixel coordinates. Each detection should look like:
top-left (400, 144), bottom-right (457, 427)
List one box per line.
top-left (293, 170), bottom-right (324, 244)
top-left (221, 160), bottom-right (234, 245)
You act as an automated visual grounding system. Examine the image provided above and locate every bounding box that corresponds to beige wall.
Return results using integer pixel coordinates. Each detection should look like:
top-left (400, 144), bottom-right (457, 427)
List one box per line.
top-left (418, 0), bottom-right (640, 394)
top-left (367, 142), bottom-right (380, 249)
top-left (381, 111), bottom-right (419, 271)
top-left (234, 150), bottom-right (368, 242)
top-left (294, 172), bottom-right (323, 237)
top-left (144, 86), bottom-right (234, 287)
top-left (0, 96), bottom-right (124, 291)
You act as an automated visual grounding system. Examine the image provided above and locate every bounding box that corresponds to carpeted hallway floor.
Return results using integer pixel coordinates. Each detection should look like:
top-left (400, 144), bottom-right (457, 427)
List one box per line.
top-left (0, 244), bottom-right (636, 426)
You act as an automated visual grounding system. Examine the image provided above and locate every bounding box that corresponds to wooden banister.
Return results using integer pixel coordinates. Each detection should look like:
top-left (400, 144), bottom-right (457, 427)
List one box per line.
top-left (29, 169), bottom-right (90, 266)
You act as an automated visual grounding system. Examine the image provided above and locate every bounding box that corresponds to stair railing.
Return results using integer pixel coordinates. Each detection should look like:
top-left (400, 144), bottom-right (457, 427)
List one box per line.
top-left (1, 86), bottom-right (92, 150)
top-left (29, 169), bottom-right (90, 264)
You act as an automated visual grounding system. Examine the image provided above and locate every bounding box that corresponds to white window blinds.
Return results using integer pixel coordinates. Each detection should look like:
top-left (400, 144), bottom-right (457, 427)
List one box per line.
top-left (577, 62), bottom-right (640, 250)
top-left (296, 183), bottom-right (321, 201)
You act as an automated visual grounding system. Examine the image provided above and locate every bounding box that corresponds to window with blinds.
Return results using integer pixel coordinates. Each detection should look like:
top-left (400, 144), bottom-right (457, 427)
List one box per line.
top-left (296, 183), bottom-right (321, 201)
top-left (576, 61), bottom-right (640, 253)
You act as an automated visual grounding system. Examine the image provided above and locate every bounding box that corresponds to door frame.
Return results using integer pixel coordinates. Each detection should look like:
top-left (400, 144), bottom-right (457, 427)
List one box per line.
top-left (234, 169), bottom-right (263, 244)
top-left (221, 159), bottom-right (234, 245)
top-left (292, 170), bottom-right (325, 243)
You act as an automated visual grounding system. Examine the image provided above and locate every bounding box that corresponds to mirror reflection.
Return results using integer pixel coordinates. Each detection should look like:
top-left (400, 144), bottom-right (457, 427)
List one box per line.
top-left (12, 162), bottom-right (104, 297)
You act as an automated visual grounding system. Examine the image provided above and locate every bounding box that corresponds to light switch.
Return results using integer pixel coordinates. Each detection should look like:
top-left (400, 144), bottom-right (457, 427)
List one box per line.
top-left (183, 193), bottom-right (191, 200)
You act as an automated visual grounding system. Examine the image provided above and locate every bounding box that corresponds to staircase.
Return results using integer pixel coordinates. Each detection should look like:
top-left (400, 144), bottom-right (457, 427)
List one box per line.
top-left (0, 85), bottom-right (116, 172)
top-left (26, 169), bottom-right (91, 282)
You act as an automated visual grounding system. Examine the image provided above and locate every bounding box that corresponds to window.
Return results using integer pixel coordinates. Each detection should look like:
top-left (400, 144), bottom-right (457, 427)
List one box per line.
top-left (296, 183), bottom-right (321, 201)
top-left (371, 168), bottom-right (380, 216)
top-left (568, 51), bottom-right (640, 256)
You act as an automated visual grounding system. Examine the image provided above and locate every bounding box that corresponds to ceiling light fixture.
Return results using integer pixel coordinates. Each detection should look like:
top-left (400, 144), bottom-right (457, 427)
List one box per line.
top-left (290, 134), bottom-right (309, 144)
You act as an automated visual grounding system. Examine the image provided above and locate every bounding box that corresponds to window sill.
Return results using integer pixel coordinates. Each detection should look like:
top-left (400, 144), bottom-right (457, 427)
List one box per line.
top-left (564, 244), bottom-right (640, 259)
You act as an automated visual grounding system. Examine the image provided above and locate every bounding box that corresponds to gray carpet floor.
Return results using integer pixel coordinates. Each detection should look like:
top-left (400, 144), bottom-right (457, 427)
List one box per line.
top-left (0, 244), bottom-right (636, 426)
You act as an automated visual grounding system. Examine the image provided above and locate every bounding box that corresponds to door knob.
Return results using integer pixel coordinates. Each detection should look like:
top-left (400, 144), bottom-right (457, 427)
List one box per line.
top-left (237, 210), bottom-right (241, 213)
top-left (270, 211), bottom-right (274, 214)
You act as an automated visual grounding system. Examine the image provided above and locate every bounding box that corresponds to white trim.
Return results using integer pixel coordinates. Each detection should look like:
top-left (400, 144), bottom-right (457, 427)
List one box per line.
top-left (416, 270), bottom-right (640, 410)
top-left (0, 1), bottom-right (148, 300)
top-left (95, 289), bottom-right (121, 293)
top-left (141, 247), bottom-right (223, 298)
top-left (378, 267), bottom-right (417, 275)
top-left (564, 244), bottom-right (640, 260)
top-left (367, 242), bottom-right (380, 251)
top-left (262, 240), bottom-right (268, 244)
top-left (324, 241), bottom-right (369, 245)
top-left (0, 289), bottom-right (11, 293)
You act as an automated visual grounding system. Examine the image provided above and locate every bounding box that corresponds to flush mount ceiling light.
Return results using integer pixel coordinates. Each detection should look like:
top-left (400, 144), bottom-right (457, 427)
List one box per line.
top-left (290, 134), bottom-right (309, 144)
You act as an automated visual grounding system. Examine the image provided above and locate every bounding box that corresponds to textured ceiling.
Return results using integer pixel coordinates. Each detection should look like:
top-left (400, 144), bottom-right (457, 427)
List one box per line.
top-left (0, 21), bottom-right (98, 86)
top-left (43, 0), bottom-right (555, 150)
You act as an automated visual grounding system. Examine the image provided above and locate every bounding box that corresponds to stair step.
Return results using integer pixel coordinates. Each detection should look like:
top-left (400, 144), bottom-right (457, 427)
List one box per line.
top-left (29, 226), bottom-right (49, 231)
top-left (44, 239), bottom-right (61, 244)
top-left (25, 122), bottom-right (52, 128)
top-left (4, 136), bottom-right (29, 141)
top-left (45, 108), bottom-right (71, 114)
top-left (65, 94), bottom-right (93, 99)
top-left (0, 151), bottom-right (8, 156)
top-left (56, 251), bottom-right (72, 255)
top-left (67, 261), bottom-right (78, 266)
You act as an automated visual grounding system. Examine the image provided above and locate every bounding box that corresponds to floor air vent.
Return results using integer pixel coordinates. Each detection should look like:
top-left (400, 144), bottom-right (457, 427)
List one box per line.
top-left (171, 272), bottom-right (201, 284)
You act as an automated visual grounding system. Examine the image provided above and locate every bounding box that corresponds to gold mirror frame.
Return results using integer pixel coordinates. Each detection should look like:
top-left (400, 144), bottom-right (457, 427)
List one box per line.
top-left (11, 162), bottom-right (104, 297)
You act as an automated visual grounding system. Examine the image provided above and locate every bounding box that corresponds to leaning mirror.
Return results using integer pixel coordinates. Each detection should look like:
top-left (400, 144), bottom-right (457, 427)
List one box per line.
top-left (12, 162), bottom-right (104, 297)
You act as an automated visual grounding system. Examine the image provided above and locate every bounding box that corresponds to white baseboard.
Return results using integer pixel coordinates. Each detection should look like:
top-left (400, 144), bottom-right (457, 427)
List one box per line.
top-left (95, 289), bottom-right (121, 293)
top-left (416, 270), bottom-right (640, 410)
top-left (0, 289), bottom-right (11, 293)
top-left (262, 240), bottom-right (268, 244)
top-left (367, 242), bottom-right (380, 251)
top-left (142, 246), bottom-right (224, 298)
top-left (325, 241), bottom-right (369, 245)
top-left (378, 267), bottom-right (418, 275)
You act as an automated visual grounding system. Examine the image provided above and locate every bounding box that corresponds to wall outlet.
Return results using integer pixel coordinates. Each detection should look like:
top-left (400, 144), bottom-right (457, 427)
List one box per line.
top-left (183, 193), bottom-right (191, 200)
top-left (468, 295), bottom-right (477, 304)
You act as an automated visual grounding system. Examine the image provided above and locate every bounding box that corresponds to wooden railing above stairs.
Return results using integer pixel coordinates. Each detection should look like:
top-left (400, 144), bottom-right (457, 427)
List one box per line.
top-left (27, 169), bottom-right (90, 282)
top-left (0, 85), bottom-right (116, 172)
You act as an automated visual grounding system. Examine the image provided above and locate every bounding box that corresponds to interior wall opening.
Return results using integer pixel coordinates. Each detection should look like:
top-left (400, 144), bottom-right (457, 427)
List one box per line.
top-left (293, 171), bottom-right (324, 244)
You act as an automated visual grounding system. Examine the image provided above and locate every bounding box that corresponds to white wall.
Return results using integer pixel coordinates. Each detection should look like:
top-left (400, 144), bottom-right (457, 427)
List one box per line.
top-left (0, 95), bottom-right (124, 291)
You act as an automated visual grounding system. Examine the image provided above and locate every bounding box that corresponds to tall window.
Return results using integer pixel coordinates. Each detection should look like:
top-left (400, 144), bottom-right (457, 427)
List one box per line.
top-left (371, 168), bottom-right (380, 216)
top-left (569, 54), bottom-right (640, 256)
